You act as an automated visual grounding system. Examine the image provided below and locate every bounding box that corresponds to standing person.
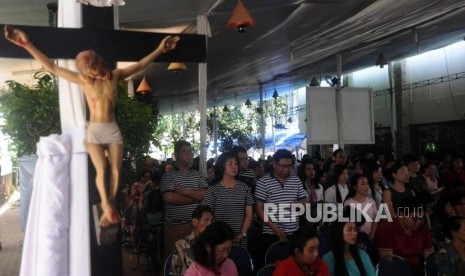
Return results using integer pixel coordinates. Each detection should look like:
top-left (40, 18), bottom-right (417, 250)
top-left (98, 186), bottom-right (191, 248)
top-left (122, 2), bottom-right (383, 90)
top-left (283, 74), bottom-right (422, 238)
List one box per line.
top-left (273, 227), bottom-right (329, 276)
top-left (254, 149), bottom-right (308, 271)
top-left (422, 161), bottom-right (439, 192)
top-left (202, 151), bottom-right (254, 248)
top-left (344, 174), bottom-right (378, 264)
top-left (4, 25), bottom-right (180, 227)
top-left (440, 155), bottom-right (465, 193)
top-left (404, 155), bottom-right (429, 196)
top-left (231, 146), bottom-right (257, 193)
top-left (298, 159), bottom-right (324, 203)
top-left (324, 165), bottom-right (349, 205)
top-left (326, 149), bottom-right (346, 186)
top-left (161, 140), bottom-right (208, 257)
top-left (364, 162), bottom-right (385, 208)
top-left (184, 221), bottom-right (239, 276)
top-left (171, 205), bottom-right (214, 276)
top-left (382, 163), bottom-right (415, 216)
top-left (322, 207), bottom-right (376, 276)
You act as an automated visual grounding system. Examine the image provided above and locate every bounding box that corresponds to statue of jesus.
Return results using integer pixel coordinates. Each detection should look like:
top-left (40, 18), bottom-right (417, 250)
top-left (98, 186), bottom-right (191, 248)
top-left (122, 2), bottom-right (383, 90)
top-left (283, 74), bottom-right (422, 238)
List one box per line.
top-left (5, 25), bottom-right (179, 227)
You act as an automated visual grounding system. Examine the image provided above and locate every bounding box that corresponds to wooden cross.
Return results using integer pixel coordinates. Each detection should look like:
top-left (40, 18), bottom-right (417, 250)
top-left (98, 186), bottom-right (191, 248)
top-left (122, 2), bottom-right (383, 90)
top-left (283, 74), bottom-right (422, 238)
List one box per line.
top-left (0, 5), bottom-right (206, 276)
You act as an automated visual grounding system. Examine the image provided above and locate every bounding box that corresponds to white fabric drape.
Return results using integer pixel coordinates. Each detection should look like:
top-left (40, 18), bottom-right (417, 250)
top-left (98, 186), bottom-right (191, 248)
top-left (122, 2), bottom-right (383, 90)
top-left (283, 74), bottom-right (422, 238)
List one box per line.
top-left (20, 134), bottom-right (71, 276)
top-left (19, 127), bottom-right (88, 276)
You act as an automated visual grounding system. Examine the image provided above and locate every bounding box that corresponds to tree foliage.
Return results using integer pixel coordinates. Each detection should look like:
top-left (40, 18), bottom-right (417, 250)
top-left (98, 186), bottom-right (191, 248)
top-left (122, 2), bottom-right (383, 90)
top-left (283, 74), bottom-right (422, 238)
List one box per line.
top-left (207, 104), bottom-right (260, 152)
top-left (0, 72), bottom-right (61, 156)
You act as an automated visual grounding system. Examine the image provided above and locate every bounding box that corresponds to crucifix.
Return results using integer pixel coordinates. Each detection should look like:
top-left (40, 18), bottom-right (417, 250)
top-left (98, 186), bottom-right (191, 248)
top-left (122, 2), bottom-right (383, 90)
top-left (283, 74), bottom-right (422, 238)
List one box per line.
top-left (0, 4), bottom-right (206, 276)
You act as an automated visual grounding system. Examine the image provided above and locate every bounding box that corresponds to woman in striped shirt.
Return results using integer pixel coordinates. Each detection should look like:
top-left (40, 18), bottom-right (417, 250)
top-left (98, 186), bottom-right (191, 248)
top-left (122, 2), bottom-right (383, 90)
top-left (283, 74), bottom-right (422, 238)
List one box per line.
top-left (202, 151), bottom-right (254, 248)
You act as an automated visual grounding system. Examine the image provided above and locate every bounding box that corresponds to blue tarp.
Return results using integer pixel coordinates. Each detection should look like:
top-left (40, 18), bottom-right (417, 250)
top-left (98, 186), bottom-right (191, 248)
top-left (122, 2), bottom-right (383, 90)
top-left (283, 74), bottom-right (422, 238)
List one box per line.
top-left (264, 132), bottom-right (307, 151)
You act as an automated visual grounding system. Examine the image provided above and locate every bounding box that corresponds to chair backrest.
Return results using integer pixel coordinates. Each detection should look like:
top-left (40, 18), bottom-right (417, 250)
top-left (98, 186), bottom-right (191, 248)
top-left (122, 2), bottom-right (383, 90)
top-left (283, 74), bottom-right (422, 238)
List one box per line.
top-left (163, 252), bottom-right (174, 276)
top-left (265, 240), bottom-right (291, 265)
top-left (377, 256), bottom-right (412, 276)
top-left (256, 263), bottom-right (276, 276)
top-left (424, 253), bottom-right (437, 276)
top-left (229, 246), bottom-right (254, 276)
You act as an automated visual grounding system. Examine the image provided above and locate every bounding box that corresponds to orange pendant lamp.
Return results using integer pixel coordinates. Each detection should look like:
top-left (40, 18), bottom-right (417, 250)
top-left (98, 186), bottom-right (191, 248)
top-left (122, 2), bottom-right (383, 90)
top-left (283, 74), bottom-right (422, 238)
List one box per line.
top-left (136, 76), bottom-right (152, 94)
top-left (167, 62), bottom-right (188, 74)
top-left (227, 0), bottom-right (255, 33)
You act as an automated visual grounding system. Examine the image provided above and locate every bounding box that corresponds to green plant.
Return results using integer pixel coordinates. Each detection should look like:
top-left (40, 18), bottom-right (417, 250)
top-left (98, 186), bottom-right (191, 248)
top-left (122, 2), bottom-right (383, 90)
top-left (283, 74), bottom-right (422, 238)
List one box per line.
top-left (0, 72), bottom-right (61, 156)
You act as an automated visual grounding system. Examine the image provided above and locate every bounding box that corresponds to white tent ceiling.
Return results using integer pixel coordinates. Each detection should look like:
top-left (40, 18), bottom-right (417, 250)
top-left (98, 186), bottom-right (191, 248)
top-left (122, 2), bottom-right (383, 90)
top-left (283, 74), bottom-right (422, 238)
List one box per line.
top-left (1, 0), bottom-right (465, 114)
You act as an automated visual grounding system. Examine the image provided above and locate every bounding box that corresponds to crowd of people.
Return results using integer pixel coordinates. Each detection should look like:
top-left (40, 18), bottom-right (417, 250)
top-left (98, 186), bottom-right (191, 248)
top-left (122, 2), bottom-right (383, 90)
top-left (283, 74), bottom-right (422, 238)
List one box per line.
top-left (120, 140), bottom-right (465, 275)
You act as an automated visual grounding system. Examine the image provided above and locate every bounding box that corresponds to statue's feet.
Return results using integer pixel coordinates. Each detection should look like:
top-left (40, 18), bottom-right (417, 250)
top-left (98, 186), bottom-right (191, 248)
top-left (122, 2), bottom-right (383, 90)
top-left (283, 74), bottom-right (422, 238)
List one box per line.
top-left (100, 203), bottom-right (120, 227)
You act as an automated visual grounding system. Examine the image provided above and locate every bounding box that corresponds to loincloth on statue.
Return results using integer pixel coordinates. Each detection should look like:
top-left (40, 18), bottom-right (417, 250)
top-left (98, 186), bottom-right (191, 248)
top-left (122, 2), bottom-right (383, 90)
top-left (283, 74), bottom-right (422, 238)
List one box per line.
top-left (85, 121), bottom-right (123, 145)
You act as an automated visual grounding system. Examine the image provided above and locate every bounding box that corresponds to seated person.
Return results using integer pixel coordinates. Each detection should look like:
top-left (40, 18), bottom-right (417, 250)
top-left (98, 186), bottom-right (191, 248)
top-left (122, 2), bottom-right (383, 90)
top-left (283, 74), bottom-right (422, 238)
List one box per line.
top-left (141, 171), bottom-right (164, 226)
top-left (436, 216), bottom-right (465, 275)
top-left (172, 205), bottom-right (214, 276)
top-left (184, 221), bottom-right (238, 276)
top-left (273, 226), bottom-right (329, 276)
top-left (375, 196), bottom-right (434, 276)
top-left (323, 207), bottom-right (376, 276)
top-left (450, 189), bottom-right (465, 217)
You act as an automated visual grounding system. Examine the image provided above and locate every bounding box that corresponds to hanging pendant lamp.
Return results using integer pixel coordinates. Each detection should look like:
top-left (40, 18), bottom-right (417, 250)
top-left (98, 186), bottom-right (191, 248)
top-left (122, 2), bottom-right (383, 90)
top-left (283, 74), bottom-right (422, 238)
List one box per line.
top-left (136, 76), bottom-right (152, 94)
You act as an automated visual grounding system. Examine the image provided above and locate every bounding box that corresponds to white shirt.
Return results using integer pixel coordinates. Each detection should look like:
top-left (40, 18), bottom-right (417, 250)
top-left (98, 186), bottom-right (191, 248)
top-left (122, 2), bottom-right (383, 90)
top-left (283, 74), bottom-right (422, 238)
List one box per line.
top-left (324, 183), bottom-right (349, 204)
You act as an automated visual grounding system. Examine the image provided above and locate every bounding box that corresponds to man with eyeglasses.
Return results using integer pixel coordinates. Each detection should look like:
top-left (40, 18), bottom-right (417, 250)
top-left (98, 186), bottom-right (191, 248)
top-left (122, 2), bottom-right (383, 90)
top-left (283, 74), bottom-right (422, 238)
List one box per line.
top-left (231, 146), bottom-right (257, 193)
top-left (254, 149), bottom-right (308, 271)
top-left (160, 140), bottom-right (208, 259)
top-left (4, 25), bottom-right (179, 229)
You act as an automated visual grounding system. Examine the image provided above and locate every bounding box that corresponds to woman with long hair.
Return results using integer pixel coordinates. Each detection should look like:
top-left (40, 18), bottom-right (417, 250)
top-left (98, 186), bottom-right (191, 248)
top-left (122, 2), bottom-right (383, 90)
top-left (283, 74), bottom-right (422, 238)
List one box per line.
top-left (322, 207), bottom-right (376, 276)
top-left (202, 151), bottom-right (254, 248)
top-left (324, 165), bottom-right (349, 204)
top-left (298, 160), bottom-right (324, 203)
top-left (344, 174), bottom-right (378, 264)
top-left (185, 221), bottom-right (238, 276)
top-left (364, 162), bottom-right (385, 208)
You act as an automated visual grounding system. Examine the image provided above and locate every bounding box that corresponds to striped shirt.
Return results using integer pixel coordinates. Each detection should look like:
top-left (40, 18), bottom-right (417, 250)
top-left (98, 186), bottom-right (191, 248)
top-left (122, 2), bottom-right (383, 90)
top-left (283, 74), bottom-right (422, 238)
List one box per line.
top-left (202, 181), bottom-right (254, 236)
top-left (255, 172), bottom-right (307, 235)
top-left (160, 168), bottom-right (208, 223)
top-left (237, 168), bottom-right (257, 194)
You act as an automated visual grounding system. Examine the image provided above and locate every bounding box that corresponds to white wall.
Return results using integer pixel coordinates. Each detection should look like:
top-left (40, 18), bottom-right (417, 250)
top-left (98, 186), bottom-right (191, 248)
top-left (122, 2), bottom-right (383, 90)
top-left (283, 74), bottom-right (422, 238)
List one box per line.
top-left (350, 41), bottom-right (465, 128)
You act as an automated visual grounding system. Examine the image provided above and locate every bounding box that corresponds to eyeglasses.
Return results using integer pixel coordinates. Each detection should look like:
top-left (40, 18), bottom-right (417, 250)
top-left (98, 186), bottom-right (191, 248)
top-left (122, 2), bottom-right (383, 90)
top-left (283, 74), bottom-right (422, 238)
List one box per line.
top-left (179, 149), bottom-right (194, 154)
top-left (275, 163), bottom-right (293, 169)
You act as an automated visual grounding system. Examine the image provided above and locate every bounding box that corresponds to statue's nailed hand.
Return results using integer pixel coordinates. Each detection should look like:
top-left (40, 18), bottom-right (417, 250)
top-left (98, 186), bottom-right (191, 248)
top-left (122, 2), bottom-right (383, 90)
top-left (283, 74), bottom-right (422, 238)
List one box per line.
top-left (4, 25), bottom-right (28, 47)
top-left (159, 35), bottom-right (181, 54)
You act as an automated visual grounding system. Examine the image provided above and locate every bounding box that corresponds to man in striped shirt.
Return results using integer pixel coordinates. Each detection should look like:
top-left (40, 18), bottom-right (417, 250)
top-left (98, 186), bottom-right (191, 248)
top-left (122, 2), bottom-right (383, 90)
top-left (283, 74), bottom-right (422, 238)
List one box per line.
top-left (254, 149), bottom-right (308, 269)
top-left (161, 140), bottom-right (208, 258)
top-left (231, 146), bottom-right (257, 193)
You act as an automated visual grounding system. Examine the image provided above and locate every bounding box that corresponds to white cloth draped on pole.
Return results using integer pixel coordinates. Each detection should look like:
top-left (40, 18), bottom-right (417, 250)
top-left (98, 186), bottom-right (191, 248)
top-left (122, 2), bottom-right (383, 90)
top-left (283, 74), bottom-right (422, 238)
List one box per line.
top-left (20, 134), bottom-right (71, 276)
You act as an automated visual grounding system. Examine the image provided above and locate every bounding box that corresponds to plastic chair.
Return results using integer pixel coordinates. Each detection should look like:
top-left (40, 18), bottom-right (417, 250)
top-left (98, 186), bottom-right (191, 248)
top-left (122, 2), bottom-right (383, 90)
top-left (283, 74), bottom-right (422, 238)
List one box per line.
top-left (229, 246), bottom-right (254, 276)
top-left (163, 252), bottom-right (174, 276)
top-left (425, 253), bottom-right (437, 276)
top-left (256, 263), bottom-right (276, 276)
top-left (377, 255), bottom-right (412, 276)
top-left (265, 240), bottom-right (291, 265)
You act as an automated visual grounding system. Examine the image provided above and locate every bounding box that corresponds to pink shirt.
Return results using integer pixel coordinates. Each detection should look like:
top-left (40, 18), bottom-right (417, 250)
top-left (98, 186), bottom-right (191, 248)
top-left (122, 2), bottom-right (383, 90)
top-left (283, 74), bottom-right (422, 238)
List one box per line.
top-left (184, 258), bottom-right (238, 276)
top-left (344, 197), bottom-right (377, 235)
